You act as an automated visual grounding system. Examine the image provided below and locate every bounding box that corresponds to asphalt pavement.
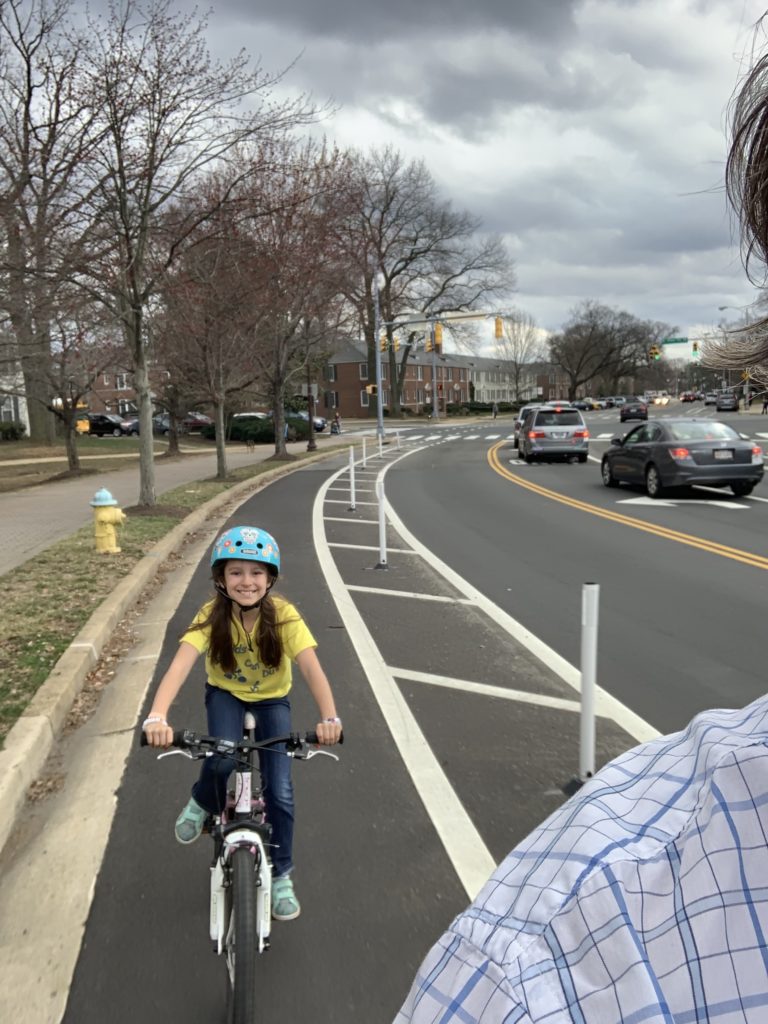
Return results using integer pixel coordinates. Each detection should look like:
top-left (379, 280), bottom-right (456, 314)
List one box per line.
top-left (0, 415), bottom-right (633, 1024)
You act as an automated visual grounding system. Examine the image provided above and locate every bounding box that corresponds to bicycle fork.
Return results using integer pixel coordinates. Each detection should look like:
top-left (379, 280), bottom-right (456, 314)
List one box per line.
top-left (210, 829), bottom-right (272, 954)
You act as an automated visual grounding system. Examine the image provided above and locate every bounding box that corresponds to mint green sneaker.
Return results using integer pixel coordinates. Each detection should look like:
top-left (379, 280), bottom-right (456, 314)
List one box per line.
top-left (174, 796), bottom-right (208, 845)
top-left (271, 876), bottom-right (300, 921)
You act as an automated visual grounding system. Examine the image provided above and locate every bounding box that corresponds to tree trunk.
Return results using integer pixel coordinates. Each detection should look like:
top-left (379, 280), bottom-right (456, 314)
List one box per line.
top-left (63, 421), bottom-right (81, 471)
top-left (127, 307), bottom-right (156, 505)
top-left (215, 401), bottom-right (228, 479)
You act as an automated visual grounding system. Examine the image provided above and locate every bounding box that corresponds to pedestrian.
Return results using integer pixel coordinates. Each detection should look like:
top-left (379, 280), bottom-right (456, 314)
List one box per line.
top-left (331, 410), bottom-right (342, 434)
top-left (762, 394), bottom-right (768, 414)
top-left (142, 525), bottom-right (342, 921)
top-left (491, 402), bottom-right (498, 420)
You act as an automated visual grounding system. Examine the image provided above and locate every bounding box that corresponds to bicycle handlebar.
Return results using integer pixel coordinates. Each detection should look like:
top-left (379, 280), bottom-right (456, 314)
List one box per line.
top-left (140, 728), bottom-right (344, 752)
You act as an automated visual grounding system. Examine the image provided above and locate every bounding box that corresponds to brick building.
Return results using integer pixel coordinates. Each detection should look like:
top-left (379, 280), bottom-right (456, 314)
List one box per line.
top-left (320, 345), bottom-right (572, 417)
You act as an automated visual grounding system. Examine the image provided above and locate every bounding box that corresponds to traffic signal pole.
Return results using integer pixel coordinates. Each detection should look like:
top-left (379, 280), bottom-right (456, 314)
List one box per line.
top-left (372, 274), bottom-right (385, 441)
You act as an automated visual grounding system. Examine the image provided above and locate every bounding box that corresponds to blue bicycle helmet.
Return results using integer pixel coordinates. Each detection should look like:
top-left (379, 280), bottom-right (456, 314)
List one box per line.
top-left (210, 526), bottom-right (280, 576)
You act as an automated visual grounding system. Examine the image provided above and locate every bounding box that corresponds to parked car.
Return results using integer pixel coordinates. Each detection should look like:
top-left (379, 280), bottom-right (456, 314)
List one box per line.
top-left (572, 399), bottom-right (592, 410)
top-left (86, 412), bottom-right (131, 437)
top-left (619, 397), bottom-right (648, 422)
top-left (715, 391), bottom-right (740, 412)
top-left (121, 416), bottom-right (140, 435)
top-left (518, 405), bottom-right (590, 463)
top-left (600, 418), bottom-right (763, 498)
top-left (512, 403), bottom-right (543, 448)
top-left (152, 414), bottom-right (187, 436)
top-left (182, 411), bottom-right (213, 431)
top-left (292, 410), bottom-right (327, 432)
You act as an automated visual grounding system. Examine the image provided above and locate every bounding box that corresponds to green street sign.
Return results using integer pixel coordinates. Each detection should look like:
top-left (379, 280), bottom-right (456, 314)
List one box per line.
top-left (661, 337), bottom-right (688, 344)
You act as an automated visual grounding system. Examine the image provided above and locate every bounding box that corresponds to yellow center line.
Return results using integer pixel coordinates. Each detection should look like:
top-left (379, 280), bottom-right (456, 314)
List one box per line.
top-left (487, 442), bottom-right (768, 571)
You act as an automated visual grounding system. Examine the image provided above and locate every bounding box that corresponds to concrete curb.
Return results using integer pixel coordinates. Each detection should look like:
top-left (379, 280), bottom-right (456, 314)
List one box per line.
top-left (0, 450), bottom-right (343, 856)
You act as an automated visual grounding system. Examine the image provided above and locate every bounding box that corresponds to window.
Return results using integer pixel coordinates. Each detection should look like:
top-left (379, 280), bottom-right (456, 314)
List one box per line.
top-left (359, 363), bottom-right (368, 380)
top-left (102, 373), bottom-right (110, 386)
top-left (326, 364), bottom-right (337, 383)
top-left (416, 365), bottom-right (423, 381)
top-left (115, 373), bottom-right (129, 390)
top-left (360, 389), bottom-right (370, 408)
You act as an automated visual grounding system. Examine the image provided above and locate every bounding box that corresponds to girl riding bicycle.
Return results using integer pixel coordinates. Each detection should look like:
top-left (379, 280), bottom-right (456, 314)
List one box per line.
top-left (142, 525), bottom-right (342, 921)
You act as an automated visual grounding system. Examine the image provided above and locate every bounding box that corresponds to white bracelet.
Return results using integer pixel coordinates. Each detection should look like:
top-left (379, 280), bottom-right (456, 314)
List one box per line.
top-left (143, 715), bottom-right (168, 728)
top-left (323, 716), bottom-right (342, 725)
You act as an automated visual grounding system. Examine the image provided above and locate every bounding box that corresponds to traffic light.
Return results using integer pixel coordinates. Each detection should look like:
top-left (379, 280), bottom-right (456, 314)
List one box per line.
top-left (379, 334), bottom-right (388, 353)
top-left (434, 323), bottom-right (443, 351)
top-left (494, 316), bottom-right (503, 339)
top-left (425, 336), bottom-right (433, 352)
top-left (692, 340), bottom-right (699, 354)
top-left (394, 335), bottom-right (400, 352)
top-left (365, 384), bottom-right (378, 396)
top-left (649, 345), bottom-right (661, 361)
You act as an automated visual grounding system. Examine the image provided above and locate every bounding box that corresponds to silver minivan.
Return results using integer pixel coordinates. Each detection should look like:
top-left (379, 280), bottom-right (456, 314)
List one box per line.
top-left (518, 405), bottom-right (590, 463)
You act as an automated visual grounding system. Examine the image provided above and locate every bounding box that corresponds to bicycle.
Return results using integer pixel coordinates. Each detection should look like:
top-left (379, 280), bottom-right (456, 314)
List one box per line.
top-left (142, 712), bottom-right (341, 1023)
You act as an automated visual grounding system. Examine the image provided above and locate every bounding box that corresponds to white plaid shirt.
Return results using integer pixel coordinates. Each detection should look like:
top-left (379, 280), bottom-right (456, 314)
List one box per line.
top-left (396, 695), bottom-right (768, 1023)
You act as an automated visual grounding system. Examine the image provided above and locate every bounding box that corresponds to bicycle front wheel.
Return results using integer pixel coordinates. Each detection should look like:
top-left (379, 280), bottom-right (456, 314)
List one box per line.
top-left (224, 847), bottom-right (259, 1024)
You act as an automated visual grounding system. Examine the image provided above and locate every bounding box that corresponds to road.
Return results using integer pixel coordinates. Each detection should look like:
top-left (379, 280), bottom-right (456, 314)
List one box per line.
top-left (4, 403), bottom-right (768, 1023)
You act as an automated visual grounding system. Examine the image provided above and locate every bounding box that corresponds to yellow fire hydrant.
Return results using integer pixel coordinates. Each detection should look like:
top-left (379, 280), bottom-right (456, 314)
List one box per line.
top-left (90, 488), bottom-right (126, 554)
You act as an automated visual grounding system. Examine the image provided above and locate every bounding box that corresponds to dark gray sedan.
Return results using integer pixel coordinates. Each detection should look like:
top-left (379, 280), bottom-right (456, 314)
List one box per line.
top-left (601, 419), bottom-right (764, 498)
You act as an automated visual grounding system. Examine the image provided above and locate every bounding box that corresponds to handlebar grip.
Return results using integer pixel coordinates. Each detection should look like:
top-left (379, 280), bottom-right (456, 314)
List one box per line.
top-left (304, 730), bottom-right (344, 745)
top-left (139, 728), bottom-right (190, 748)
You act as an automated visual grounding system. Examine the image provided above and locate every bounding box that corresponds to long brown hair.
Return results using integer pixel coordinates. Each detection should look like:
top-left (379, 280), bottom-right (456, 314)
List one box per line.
top-left (187, 563), bottom-right (289, 673)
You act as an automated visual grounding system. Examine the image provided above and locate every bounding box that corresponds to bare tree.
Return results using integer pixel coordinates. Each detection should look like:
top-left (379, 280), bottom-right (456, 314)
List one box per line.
top-left (493, 309), bottom-right (546, 401)
top-left (0, 0), bottom-right (108, 443)
top-left (77, 0), bottom-right (323, 505)
top-left (339, 147), bottom-right (513, 417)
top-left (550, 302), bottom-right (673, 399)
top-left (152, 205), bottom-right (269, 477)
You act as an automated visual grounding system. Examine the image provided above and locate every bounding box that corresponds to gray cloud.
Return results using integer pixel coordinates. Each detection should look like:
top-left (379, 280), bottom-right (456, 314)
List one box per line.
top-left (224, 0), bottom-right (579, 45)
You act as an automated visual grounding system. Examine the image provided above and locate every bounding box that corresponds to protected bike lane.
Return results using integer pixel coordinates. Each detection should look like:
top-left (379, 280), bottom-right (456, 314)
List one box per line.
top-left (0, 434), bottom-right (645, 1024)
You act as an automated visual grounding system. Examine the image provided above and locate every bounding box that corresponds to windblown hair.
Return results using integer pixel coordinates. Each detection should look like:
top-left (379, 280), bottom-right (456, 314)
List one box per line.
top-left (187, 563), bottom-right (289, 674)
top-left (704, 26), bottom-right (768, 385)
top-left (727, 29), bottom-right (768, 288)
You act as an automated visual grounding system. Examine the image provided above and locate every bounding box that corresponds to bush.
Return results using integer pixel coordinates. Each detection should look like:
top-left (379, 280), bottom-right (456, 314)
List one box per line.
top-left (0, 420), bottom-right (26, 441)
top-left (202, 415), bottom-right (310, 444)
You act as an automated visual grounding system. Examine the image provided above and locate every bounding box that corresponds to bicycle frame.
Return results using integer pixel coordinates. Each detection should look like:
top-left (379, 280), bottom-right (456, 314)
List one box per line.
top-left (210, 711), bottom-right (272, 955)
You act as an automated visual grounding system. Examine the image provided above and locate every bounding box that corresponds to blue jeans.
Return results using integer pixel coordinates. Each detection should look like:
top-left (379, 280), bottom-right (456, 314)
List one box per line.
top-left (192, 686), bottom-right (295, 878)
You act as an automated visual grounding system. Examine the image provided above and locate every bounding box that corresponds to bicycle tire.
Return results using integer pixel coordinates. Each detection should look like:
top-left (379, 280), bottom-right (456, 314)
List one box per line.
top-left (224, 848), bottom-right (259, 1024)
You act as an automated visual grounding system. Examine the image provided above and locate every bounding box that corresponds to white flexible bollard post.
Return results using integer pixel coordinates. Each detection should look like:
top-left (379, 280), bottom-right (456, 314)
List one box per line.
top-left (362, 436), bottom-right (367, 468)
top-left (396, 430), bottom-right (401, 450)
top-left (579, 582), bottom-right (599, 781)
top-left (378, 433), bottom-right (383, 458)
top-left (348, 446), bottom-right (356, 511)
top-left (375, 477), bottom-right (387, 569)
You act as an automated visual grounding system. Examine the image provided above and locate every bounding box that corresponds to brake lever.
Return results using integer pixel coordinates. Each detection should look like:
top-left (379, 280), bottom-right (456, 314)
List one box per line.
top-left (157, 748), bottom-right (199, 761)
top-left (297, 748), bottom-right (340, 762)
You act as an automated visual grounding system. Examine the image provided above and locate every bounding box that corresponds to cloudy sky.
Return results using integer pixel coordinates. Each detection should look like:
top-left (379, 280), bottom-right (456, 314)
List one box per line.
top-left (177, 0), bottom-right (768, 342)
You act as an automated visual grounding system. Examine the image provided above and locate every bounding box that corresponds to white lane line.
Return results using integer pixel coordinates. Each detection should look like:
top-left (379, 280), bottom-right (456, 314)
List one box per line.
top-left (463, 434), bottom-right (480, 440)
top-left (484, 434), bottom-right (501, 439)
top-left (329, 544), bottom-right (418, 553)
top-left (392, 668), bottom-right (581, 713)
top-left (347, 585), bottom-right (473, 603)
top-left (379, 455), bottom-right (659, 747)
top-left (313, 472), bottom-right (496, 900)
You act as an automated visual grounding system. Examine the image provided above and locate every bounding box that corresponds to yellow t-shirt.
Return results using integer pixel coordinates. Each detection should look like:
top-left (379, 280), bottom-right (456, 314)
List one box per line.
top-left (181, 596), bottom-right (316, 702)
